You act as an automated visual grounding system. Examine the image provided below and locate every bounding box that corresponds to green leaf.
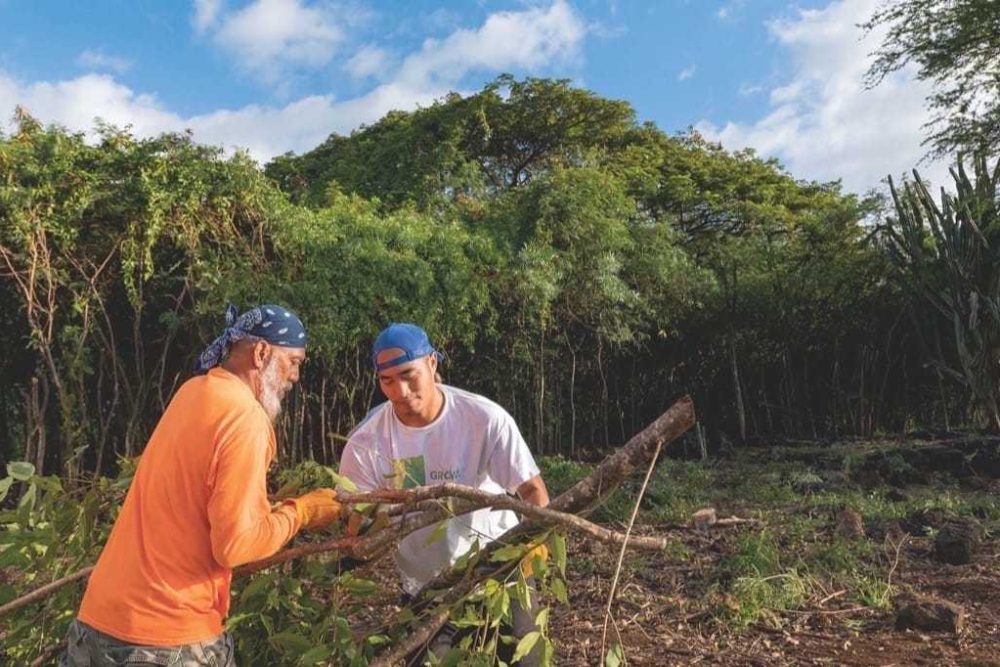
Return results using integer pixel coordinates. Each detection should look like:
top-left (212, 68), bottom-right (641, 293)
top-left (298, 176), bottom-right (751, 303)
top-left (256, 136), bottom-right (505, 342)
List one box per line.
top-left (490, 543), bottom-right (527, 563)
top-left (452, 539), bottom-right (481, 571)
top-left (534, 607), bottom-right (550, 632)
top-left (17, 483), bottom-right (37, 512)
top-left (298, 645), bottom-right (332, 664)
top-left (515, 576), bottom-right (532, 614)
top-left (324, 468), bottom-right (358, 492)
top-left (541, 637), bottom-right (555, 665)
top-left (425, 520), bottom-right (448, 546)
top-left (240, 573), bottom-right (274, 602)
top-left (549, 532), bottom-right (567, 576)
top-left (338, 575), bottom-right (378, 597)
top-left (550, 577), bottom-right (568, 604)
top-left (439, 648), bottom-right (465, 667)
top-left (512, 631), bottom-right (541, 663)
top-left (605, 642), bottom-right (625, 667)
top-left (7, 462), bottom-right (35, 481)
top-left (0, 477), bottom-right (12, 503)
top-left (260, 613), bottom-right (275, 635)
top-left (224, 612), bottom-right (255, 631)
top-left (269, 630), bottom-right (313, 656)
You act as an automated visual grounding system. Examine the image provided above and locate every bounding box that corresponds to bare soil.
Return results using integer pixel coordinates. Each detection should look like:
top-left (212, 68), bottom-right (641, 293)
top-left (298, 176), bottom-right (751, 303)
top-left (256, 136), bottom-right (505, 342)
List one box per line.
top-left (549, 518), bottom-right (999, 666)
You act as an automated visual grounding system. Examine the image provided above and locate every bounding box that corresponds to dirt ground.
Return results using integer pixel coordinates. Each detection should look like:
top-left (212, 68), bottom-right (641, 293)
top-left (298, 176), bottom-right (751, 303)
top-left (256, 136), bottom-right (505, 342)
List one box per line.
top-left (549, 515), bottom-right (1000, 666)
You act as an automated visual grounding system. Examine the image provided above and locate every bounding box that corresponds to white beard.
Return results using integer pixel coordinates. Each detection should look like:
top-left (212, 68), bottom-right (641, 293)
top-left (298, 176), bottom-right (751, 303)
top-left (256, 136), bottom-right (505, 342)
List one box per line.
top-left (259, 355), bottom-right (290, 423)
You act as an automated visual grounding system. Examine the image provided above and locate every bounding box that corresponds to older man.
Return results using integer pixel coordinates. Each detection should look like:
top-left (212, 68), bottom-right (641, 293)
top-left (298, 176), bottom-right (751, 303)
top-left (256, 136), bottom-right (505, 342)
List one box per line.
top-left (339, 322), bottom-right (549, 664)
top-left (61, 304), bottom-right (342, 666)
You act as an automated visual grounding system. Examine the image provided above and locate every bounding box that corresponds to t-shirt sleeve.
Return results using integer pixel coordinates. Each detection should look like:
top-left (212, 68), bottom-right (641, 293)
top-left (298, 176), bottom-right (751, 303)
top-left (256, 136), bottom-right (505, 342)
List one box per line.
top-left (485, 408), bottom-right (541, 493)
top-left (206, 408), bottom-right (299, 569)
top-left (338, 429), bottom-right (384, 492)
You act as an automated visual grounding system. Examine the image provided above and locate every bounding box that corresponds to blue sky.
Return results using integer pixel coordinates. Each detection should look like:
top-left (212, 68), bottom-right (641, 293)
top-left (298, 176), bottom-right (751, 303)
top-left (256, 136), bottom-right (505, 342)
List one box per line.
top-left (0, 0), bottom-right (945, 193)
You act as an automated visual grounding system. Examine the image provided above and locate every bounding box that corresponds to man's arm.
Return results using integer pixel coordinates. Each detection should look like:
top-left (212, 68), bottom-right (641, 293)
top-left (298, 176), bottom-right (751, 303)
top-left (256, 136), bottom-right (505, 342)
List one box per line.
top-left (516, 474), bottom-right (550, 507)
top-left (207, 411), bottom-right (299, 568)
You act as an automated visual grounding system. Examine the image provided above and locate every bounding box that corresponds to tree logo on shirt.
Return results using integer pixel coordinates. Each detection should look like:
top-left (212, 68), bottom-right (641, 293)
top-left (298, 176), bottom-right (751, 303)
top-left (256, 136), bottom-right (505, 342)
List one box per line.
top-left (389, 456), bottom-right (425, 489)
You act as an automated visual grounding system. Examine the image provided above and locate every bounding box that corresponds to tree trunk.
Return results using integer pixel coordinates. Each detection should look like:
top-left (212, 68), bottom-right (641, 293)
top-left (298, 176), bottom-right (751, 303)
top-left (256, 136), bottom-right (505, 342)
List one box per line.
top-left (730, 337), bottom-right (746, 443)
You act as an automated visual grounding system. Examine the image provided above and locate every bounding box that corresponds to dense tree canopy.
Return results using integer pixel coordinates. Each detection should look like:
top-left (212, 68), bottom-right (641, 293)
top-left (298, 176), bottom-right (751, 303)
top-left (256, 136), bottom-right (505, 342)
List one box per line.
top-left (1, 75), bottom-right (987, 478)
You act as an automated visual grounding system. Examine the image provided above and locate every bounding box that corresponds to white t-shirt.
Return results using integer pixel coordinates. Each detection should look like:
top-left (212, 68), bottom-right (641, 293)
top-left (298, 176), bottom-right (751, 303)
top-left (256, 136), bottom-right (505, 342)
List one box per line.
top-left (339, 384), bottom-right (541, 594)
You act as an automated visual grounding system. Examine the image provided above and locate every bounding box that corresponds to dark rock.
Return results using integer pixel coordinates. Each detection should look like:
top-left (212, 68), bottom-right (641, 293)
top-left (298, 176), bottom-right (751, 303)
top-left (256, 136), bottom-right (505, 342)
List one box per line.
top-left (852, 466), bottom-right (883, 488)
top-left (967, 440), bottom-right (1000, 478)
top-left (895, 595), bottom-right (965, 633)
top-left (885, 488), bottom-right (909, 503)
top-left (934, 520), bottom-right (977, 565)
top-left (821, 470), bottom-right (848, 487)
top-left (901, 508), bottom-right (950, 536)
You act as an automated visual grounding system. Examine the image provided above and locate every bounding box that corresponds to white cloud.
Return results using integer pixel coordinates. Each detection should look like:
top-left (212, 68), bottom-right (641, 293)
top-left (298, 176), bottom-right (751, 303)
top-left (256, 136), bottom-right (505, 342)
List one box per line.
top-left (193, 0), bottom-right (224, 32)
top-left (344, 45), bottom-right (389, 80)
top-left (678, 65), bottom-right (696, 82)
top-left (1, 1), bottom-right (587, 163)
top-left (77, 50), bottom-right (132, 74)
top-left (214, 0), bottom-right (344, 84)
top-left (738, 82), bottom-right (764, 96)
top-left (395, 0), bottom-right (585, 89)
top-left (0, 73), bottom-right (180, 138)
top-left (0, 70), bottom-right (442, 161)
top-left (697, 0), bottom-right (949, 194)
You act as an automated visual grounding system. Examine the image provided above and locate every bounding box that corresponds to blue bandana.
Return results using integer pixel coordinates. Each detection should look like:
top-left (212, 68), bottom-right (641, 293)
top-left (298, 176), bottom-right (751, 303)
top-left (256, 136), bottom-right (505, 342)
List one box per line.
top-left (194, 303), bottom-right (307, 374)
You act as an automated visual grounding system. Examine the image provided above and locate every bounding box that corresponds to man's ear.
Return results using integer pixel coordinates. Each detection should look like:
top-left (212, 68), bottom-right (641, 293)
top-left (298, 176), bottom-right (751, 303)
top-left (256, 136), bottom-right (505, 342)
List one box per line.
top-left (252, 340), bottom-right (272, 369)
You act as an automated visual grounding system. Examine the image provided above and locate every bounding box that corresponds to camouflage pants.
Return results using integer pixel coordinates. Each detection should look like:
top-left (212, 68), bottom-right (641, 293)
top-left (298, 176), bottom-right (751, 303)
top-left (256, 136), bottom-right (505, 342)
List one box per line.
top-left (59, 619), bottom-right (236, 666)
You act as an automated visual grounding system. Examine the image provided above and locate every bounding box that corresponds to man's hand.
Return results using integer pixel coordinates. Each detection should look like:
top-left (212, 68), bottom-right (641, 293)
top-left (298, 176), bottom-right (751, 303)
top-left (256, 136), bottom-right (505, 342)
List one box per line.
top-left (287, 488), bottom-right (343, 530)
top-left (520, 543), bottom-right (549, 577)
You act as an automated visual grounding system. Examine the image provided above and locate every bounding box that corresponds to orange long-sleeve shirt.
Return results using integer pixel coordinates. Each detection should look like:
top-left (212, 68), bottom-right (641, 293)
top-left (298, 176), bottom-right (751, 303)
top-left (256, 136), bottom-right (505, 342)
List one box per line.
top-left (78, 367), bottom-right (300, 645)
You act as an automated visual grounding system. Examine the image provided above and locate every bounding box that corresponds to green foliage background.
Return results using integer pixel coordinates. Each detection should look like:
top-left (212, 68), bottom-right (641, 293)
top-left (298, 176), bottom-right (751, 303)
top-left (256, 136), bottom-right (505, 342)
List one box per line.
top-left (0, 76), bottom-right (995, 479)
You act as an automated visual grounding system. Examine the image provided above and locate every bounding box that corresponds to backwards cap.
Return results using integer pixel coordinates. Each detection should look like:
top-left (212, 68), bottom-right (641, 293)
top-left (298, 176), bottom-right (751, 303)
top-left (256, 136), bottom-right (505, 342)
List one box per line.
top-left (371, 323), bottom-right (441, 372)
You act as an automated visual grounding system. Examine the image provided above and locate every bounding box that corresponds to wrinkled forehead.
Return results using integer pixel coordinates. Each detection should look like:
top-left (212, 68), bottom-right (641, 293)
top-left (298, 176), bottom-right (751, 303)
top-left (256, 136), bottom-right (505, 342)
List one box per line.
top-left (272, 344), bottom-right (307, 363)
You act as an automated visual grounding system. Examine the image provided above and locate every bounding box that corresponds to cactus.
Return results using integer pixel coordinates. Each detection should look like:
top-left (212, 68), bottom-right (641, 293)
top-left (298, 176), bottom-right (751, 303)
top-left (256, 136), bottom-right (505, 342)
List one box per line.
top-left (882, 155), bottom-right (1000, 430)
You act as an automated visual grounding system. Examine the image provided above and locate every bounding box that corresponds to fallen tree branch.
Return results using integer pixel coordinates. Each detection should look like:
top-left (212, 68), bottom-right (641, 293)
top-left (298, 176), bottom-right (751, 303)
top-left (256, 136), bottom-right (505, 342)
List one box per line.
top-left (552, 395), bottom-right (695, 514)
top-left (340, 484), bottom-right (670, 551)
top-left (1, 473), bottom-right (680, 618)
top-left (373, 397), bottom-right (696, 666)
top-left (0, 566), bottom-right (94, 619)
top-left (8, 396), bottom-right (697, 667)
top-left (414, 395), bottom-right (696, 596)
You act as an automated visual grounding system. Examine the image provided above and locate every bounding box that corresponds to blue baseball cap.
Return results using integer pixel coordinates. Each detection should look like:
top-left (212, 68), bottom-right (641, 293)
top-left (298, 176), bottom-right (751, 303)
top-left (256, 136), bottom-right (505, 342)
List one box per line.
top-left (371, 323), bottom-right (441, 372)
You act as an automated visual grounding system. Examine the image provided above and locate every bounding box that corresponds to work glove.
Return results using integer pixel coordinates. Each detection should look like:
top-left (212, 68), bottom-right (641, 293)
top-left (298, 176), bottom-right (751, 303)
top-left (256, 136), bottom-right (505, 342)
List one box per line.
top-left (519, 543), bottom-right (549, 578)
top-left (286, 488), bottom-right (343, 531)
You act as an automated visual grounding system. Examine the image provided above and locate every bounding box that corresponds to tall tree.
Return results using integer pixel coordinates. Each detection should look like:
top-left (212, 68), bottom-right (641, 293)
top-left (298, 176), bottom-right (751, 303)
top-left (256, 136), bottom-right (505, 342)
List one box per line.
top-left (864, 0), bottom-right (1000, 157)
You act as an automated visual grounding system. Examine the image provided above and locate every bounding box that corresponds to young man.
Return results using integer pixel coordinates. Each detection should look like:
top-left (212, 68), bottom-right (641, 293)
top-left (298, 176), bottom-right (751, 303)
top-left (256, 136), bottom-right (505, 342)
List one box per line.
top-left (62, 304), bottom-right (343, 666)
top-left (339, 322), bottom-right (549, 663)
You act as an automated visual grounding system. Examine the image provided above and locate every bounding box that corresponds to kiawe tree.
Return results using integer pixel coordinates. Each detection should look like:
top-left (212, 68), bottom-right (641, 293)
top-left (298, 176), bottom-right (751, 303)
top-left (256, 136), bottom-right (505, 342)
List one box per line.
top-left (864, 0), bottom-right (1000, 157)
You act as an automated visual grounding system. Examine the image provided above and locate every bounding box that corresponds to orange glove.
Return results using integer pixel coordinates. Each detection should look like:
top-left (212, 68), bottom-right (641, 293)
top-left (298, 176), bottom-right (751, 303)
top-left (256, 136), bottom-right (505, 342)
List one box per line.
top-left (520, 543), bottom-right (549, 577)
top-left (286, 488), bottom-right (343, 531)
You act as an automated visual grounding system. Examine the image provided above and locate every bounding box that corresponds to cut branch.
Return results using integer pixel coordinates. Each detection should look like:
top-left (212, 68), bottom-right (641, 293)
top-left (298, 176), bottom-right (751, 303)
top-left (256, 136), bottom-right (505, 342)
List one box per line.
top-left (0, 566), bottom-right (94, 618)
top-left (372, 397), bottom-right (696, 666)
top-left (338, 484), bottom-right (671, 551)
